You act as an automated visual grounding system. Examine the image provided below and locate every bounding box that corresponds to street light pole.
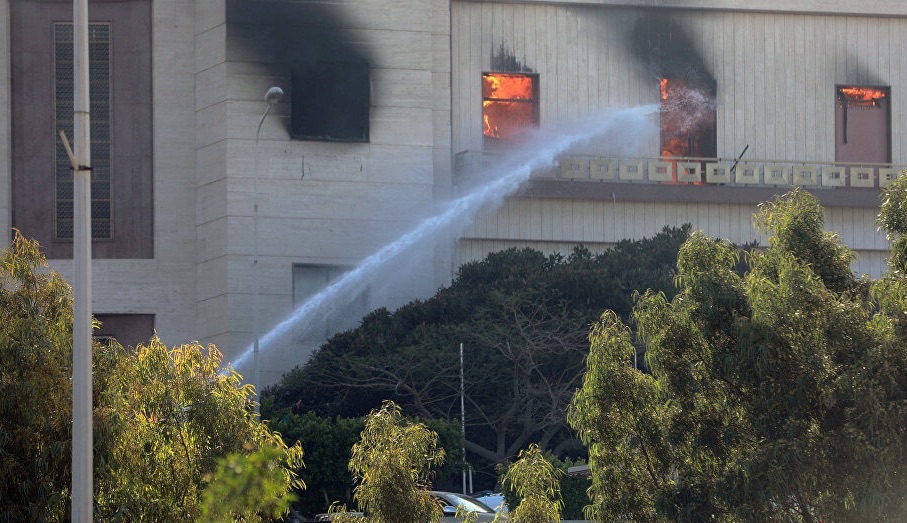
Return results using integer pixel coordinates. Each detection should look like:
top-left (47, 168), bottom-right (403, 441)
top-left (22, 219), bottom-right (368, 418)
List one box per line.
top-left (71, 0), bottom-right (93, 518)
top-left (460, 342), bottom-right (467, 494)
top-left (252, 86), bottom-right (283, 413)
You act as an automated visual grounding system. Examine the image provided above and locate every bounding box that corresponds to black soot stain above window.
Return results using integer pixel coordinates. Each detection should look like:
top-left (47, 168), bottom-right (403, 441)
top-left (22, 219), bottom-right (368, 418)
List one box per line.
top-left (226, 0), bottom-right (373, 142)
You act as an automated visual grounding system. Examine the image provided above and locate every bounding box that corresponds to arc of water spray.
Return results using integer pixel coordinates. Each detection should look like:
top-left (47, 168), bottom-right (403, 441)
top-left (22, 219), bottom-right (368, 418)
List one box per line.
top-left (230, 104), bottom-right (658, 372)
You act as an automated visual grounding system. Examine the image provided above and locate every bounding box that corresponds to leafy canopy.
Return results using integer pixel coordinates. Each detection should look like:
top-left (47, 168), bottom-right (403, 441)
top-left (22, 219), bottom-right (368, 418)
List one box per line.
top-left (569, 187), bottom-right (907, 522)
top-left (0, 232), bottom-right (75, 521)
top-left (330, 401), bottom-right (445, 523)
top-left (264, 226), bottom-right (690, 472)
top-left (0, 230), bottom-right (303, 522)
top-left (499, 444), bottom-right (563, 523)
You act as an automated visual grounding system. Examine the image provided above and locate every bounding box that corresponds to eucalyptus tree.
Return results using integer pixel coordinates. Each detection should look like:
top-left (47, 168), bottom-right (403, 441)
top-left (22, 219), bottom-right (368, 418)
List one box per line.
top-left (570, 186), bottom-right (907, 522)
top-left (0, 231), bottom-right (303, 522)
top-left (330, 401), bottom-right (445, 523)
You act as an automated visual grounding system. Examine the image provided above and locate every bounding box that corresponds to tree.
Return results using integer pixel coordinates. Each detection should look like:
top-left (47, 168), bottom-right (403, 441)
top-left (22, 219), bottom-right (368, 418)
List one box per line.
top-left (0, 232), bottom-right (76, 521)
top-left (265, 409), bottom-right (463, 517)
top-left (265, 226), bottom-right (690, 475)
top-left (569, 187), bottom-right (907, 522)
top-left (198, 445), bottom-right (301, 523)
top-left (96, 338), bottom-right (304, 522)
top-left (498, 444), bottom-right (563, 523)
top-left (331, 401), bottom-right (445, 523)
top-left (0, 231), bottom-right (303, 522)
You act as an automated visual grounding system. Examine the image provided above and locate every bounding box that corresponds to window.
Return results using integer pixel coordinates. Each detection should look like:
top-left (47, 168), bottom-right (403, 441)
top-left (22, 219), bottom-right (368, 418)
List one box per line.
top-left (659, 78), bottom-right (716, 160)
top-left (292, 265), bottom-right (370, 346)
top-left (94, 314), bottom-right (154, 348)
top-left (54, 23), bottom-right (112, 240)
top-left (291, 61), bottom-right (370, 141)
top-left (11, 0), bottom-right (153, 259)
top-left (482, 72), bottom-right (539, 149)
top-left (835, 85), bottom-right (891, 164)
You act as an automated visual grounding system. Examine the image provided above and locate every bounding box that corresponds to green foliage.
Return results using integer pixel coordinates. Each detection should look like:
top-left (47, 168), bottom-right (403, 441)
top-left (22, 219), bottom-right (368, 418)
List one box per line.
top-left (754, 188), bottom-right (855, 292)
top-left (500, 453), bottom-right (588, 519)
top-left (879, 173), bottom-right (907, 272)
top-left (345, 401), bottom-right (445, 523)
top-left (96, 338), bottom-right (304, 522)
top-left (0, 231), bottom-right (303, 522)
top-left (0, 232), bottom-right (75, 521)
top-left (198, 445), bottom-right (300, 522)
top-left (567, 310), bottom-right (669, 523)
top-left (267, 411), bottom-right (364, 516)
top-left (498, 444), bottom-right (562, 523)
top-left (264, 226), bottom-right (690, 473)
top-left (265, 410), bottom-right (463, 517)
top-left (570, 190), bottom-right (907, 522)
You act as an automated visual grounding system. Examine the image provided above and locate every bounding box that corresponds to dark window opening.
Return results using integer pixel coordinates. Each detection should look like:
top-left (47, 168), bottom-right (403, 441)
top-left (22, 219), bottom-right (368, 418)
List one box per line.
top-left (659, 78), bottom-right (716, 182)
top-left (94, 314), bottom-right (154, 348)
top-left (482, 72), bottom-right (539, 149)
top-left (54, 22), bottom-right (112, 240)
top-left (835, 85), bottom-right (890, 164)
top-left (291, 61), bottom-right (370, 142)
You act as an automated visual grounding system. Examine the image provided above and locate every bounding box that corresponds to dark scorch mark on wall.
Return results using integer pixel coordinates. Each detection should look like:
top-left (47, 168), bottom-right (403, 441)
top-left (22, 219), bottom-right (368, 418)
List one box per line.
top-left (227, 0), bottom-right (374, 141)
top-left (490, 42), bottom-right (534, 73)
top-left (631, 13), bottom-right (715, 93)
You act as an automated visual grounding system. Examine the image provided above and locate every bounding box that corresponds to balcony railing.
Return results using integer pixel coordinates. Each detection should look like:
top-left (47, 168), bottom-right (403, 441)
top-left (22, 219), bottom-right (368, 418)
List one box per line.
top-left (454, 151), bottom-right (905, 190)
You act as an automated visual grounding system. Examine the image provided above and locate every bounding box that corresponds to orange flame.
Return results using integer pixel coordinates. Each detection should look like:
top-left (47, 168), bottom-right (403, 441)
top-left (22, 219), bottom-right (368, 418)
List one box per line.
top-left (660, 78), bottom-right (669, 101)
top-left (483, 102), bottom-right (499, 138)
top-left (839, 86), bottom-right (887, 102)
top-left (482, 73), bottom-right (537, 142)
top-left (483, 74), bottom-right (534, 100)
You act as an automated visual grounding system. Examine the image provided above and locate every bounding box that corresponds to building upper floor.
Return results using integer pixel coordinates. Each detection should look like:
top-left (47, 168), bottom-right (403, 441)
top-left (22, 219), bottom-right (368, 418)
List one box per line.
top-left (451, 1), bottom-right (907, 205)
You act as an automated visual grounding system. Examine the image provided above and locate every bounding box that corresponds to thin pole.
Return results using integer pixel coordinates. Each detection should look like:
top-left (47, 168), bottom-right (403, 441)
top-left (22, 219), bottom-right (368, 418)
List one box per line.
top-left (71, 0), bottom-right (93, 518)
top-left (252, 87), bottom-right (282, 414)
top-left (460, 342), bottom-right (466, 494)
top-left (252, 105), bottom-right (269, 415)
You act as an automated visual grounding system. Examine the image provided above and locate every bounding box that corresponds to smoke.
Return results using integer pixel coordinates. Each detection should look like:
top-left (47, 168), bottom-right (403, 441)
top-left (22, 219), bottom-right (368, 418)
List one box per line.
top-left (631, 12), bottom-right (715, 93)
top-left (226, 0), bottom-right (374, 138)
top-left (630, 13), bottom-right (717, 158)
top-left (661, 81), bottom-right (716, 137)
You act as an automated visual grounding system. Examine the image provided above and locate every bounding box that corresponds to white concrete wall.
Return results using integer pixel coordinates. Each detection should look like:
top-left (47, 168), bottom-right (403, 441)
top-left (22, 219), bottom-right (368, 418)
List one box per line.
top-left (194, 0), bottom-right (230, 358)
top-left (458, 198), bottom-right (890, 277)
top-left (483, 0), bottom-right (907, 17)
top-left (197, 0), bottom-right (454, 386)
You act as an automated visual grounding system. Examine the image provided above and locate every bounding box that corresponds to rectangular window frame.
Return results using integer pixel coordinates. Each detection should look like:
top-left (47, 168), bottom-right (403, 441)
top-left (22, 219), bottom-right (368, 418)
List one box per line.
top-left (291, 264), bottom-right (371, 344)
top-left (53, 22), bottom-right (113, 241)
top-left (834, 84), bottom-right (891, 165)
top-left (482, 72), bottom-right (540, 150)
top-left (291, 61), bottom-right (371, 143)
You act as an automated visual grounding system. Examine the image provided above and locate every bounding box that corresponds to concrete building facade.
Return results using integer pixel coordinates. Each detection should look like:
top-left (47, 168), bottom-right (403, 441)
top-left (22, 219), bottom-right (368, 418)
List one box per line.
top-left (1, 0), bottom-right (905, 386)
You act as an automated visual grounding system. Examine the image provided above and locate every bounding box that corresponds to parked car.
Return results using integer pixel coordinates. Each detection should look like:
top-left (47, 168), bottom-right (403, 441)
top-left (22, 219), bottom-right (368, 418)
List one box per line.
top-left (311, 491), bottom-right (499, 523)
top-left (434, 491), bottom-right (500, 523)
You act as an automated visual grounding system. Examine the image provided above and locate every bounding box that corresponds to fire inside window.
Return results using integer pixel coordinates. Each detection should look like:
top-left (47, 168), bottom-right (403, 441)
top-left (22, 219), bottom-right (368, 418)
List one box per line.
top-left (835, 85), bottom-right (890, 164)
top-left (482, 73), bottom-right (539, 149)
top-left (659, 78), bottom-right (717, 180)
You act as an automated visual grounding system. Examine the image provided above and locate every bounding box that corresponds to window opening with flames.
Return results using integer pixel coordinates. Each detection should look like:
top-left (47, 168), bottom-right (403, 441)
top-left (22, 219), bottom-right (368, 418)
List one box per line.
top-left (835, 85), bottom-right (890, 164)
top-left (482, 72), bottom-right (539, 149)
top-left (659, 77), bottom-right (717, 183)
top-left (836, 86), bottom-right (888, 144)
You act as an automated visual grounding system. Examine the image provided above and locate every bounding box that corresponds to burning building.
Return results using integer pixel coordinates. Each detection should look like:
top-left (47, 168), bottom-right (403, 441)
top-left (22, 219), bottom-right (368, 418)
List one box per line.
top-left (1, 0), bottom-right (907, 383)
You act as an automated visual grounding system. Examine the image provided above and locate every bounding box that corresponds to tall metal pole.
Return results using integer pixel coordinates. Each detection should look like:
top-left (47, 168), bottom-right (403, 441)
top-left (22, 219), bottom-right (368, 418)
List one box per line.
top-left (252, 87), bottom-right (283, 414)
top-left (460, 342), bottom-right (467, 494)
top-left (71, 0), bottom-right (93, 518)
